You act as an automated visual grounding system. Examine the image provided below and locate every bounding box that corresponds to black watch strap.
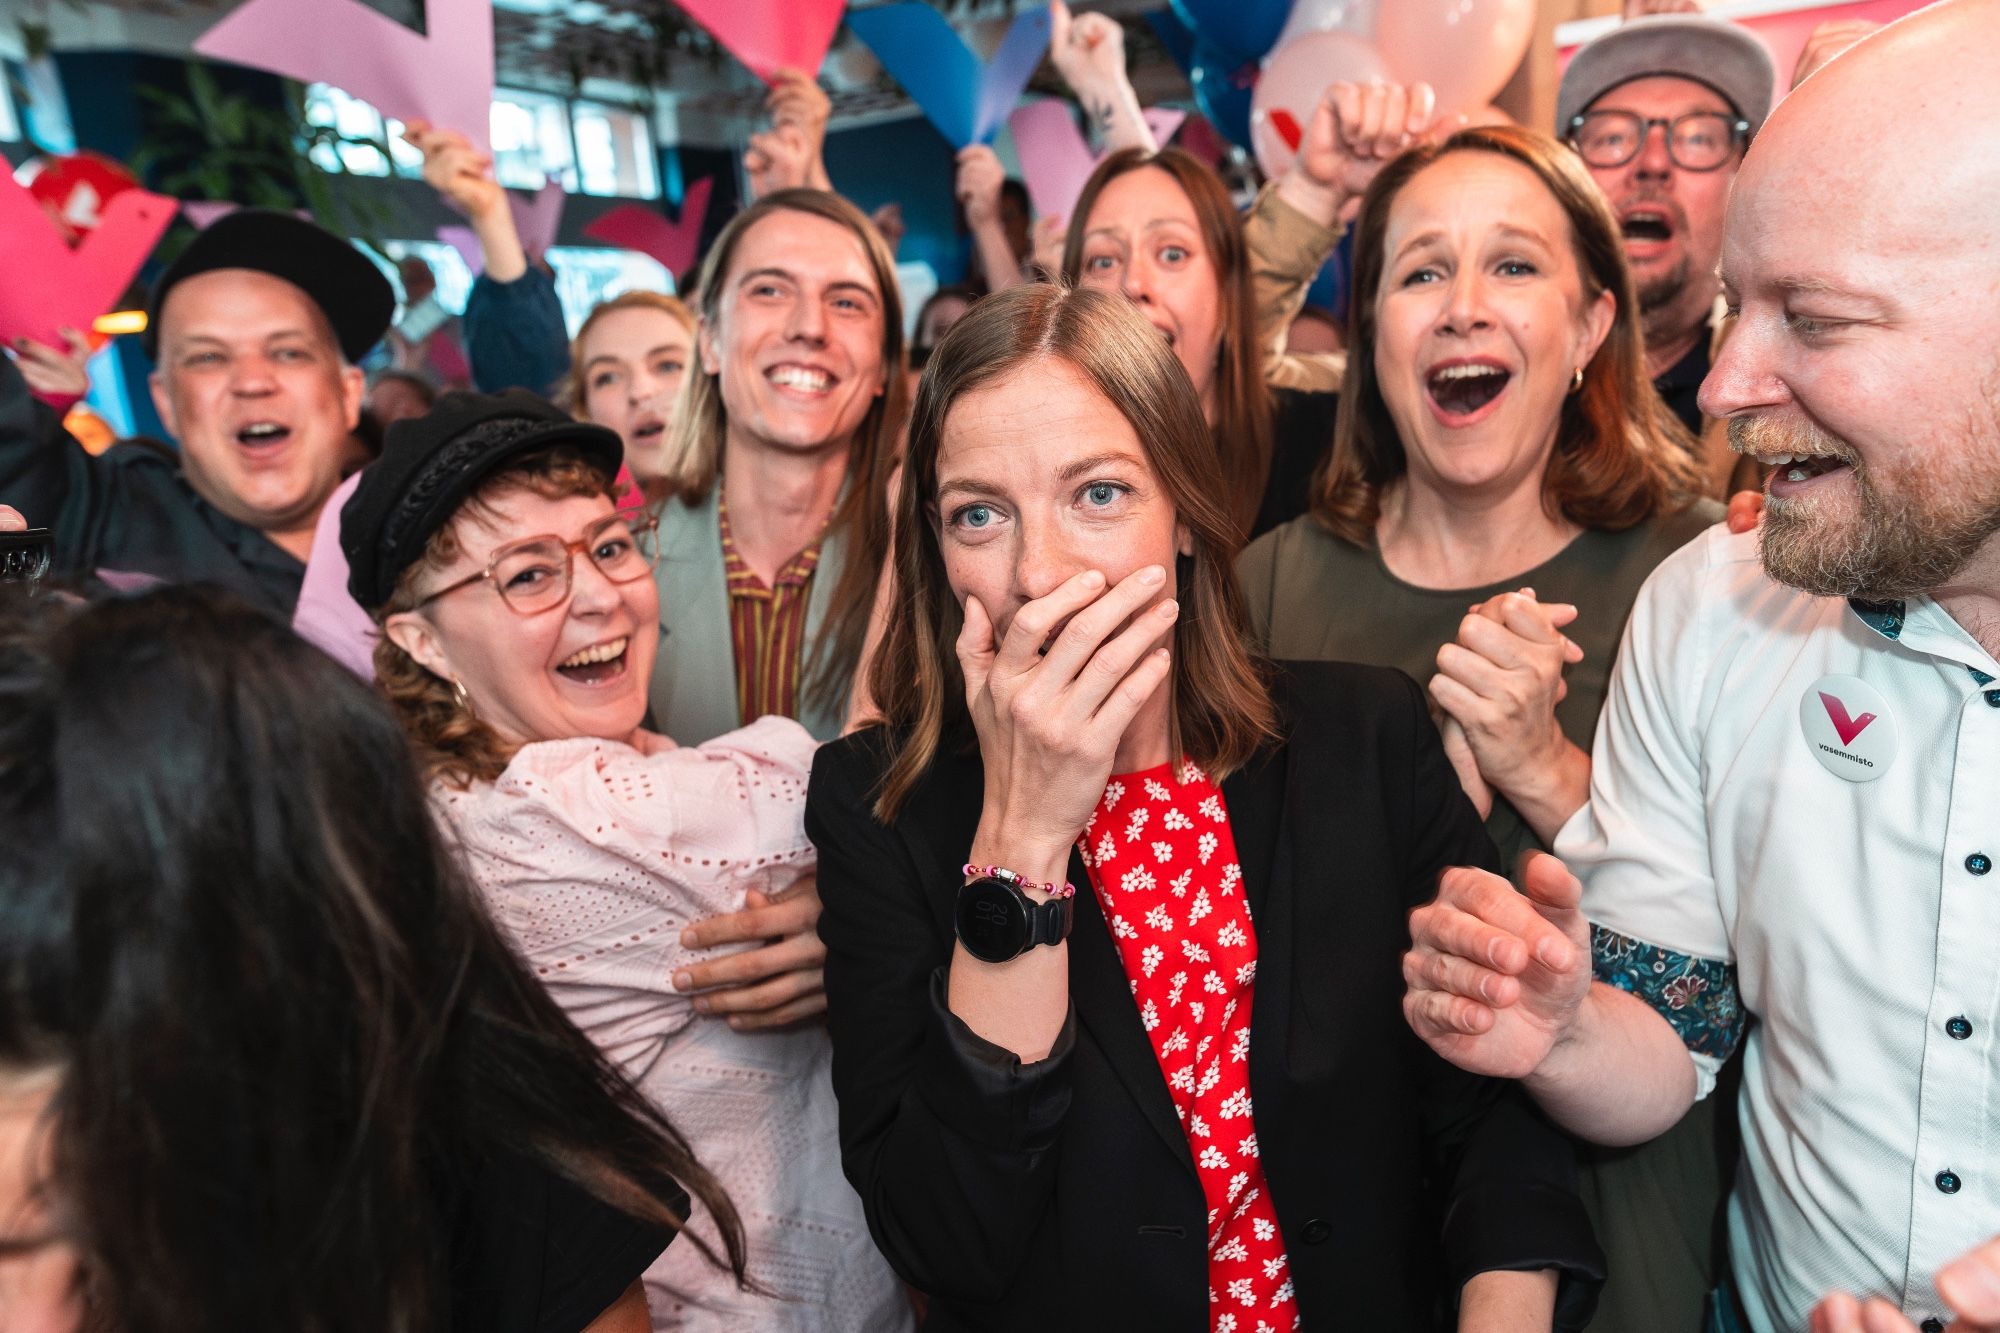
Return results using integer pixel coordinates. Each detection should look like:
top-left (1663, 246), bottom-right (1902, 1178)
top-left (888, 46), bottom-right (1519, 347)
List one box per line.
top-left (1029, 893), bottom-right (1074, 949)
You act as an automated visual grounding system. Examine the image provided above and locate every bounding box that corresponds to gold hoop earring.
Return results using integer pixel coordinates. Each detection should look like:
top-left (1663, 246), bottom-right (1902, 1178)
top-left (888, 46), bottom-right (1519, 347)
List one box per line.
top-left (1569, 366), bottom-right (1585, 395)
top-left (451, 678), bottom-right (476, 718)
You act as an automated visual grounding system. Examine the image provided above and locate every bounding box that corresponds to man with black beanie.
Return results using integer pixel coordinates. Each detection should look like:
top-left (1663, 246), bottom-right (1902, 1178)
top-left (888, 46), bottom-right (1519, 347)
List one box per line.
top-left (0, 209), bottom-right (392, 616)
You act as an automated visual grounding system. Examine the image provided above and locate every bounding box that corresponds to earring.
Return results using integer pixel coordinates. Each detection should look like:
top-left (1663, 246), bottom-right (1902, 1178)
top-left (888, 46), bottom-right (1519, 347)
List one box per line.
top-left (450, 677), bottom-right (476, 718)
top-left (1569, 366), bottom-right (1585, 394)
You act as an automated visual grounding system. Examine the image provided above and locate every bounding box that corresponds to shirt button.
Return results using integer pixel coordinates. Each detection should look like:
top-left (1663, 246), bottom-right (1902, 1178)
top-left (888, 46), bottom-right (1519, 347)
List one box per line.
top-left (1923, 1320), bottom-right (1946, 1333)
top-left (1948, 1016), bottom-right (1974, 1040)
top-left (1968, 852), bottom-right (1993, 876)
top-left (1937, 1170), bottom-right (1962, 1194)
top-left (1986, 689), bottom-right (2000, 707)
top-left (1301, 1218), bottom-right (1332, 1244)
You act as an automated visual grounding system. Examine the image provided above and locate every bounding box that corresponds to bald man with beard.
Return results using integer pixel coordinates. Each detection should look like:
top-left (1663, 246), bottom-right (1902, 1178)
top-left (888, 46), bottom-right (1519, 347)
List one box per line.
top-left (1398, 3), bottom-right (2000, 1330)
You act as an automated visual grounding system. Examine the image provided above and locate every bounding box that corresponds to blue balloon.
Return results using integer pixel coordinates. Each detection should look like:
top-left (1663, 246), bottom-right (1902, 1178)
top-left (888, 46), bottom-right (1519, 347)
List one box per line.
top-left (1170, 0), bottom-right (1291, 65)
top-left (1189, 40), bottom-right (1256, 150)
top-left (1145, 9), bottom-right (1197, 77)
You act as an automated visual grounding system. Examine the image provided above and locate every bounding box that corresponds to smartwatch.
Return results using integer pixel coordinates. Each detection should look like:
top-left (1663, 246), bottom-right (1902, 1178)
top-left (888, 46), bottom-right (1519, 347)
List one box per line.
top-left (955, 872), bottom-right (1074, 963)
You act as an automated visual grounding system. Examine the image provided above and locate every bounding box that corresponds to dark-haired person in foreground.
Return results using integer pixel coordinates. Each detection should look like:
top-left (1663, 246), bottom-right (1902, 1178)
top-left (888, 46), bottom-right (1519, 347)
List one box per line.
top-left (0, 211), bottom-right (393, 615)
top-left (807, 283), bottom-right (1602, 1330)
top-left (0, 582), bottom-right (740, 1332)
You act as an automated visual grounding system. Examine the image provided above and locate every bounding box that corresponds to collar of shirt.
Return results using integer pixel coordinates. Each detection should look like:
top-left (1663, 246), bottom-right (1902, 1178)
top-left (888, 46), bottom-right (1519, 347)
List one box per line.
top-left (1848, 595), bottom-right (2000, 687)
top-left (718, 495), bottom-right (827, 596)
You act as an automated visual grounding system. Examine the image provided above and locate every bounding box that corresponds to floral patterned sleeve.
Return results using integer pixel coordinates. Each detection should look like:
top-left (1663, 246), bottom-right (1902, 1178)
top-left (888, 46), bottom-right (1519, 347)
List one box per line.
top-left (1590, 925), bottom-right (1746, 1064)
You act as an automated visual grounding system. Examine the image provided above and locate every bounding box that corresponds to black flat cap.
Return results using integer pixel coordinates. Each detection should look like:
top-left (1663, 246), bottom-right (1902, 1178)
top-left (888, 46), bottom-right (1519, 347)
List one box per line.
top-left (144, 209), bottom-right (395, 362)
top-left (341, 390), bottom-right (624, 611)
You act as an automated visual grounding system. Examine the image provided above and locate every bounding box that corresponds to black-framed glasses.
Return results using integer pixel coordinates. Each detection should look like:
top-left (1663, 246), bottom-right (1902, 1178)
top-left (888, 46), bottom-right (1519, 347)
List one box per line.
top-left (1567, 110), bottom-right (1748, 171)
top-left (416, 508), bottom-right (659, 615)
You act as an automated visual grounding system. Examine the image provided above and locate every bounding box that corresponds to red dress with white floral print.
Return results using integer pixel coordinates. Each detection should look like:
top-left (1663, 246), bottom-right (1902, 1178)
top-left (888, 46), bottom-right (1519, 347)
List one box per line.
top-left (1080, 760), bottom-right (1299, 1333)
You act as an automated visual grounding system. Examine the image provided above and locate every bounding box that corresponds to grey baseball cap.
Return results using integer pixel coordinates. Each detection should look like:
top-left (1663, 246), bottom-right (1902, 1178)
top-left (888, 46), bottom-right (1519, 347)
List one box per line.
top-left (1557, 15), bottom-right (1777, 141)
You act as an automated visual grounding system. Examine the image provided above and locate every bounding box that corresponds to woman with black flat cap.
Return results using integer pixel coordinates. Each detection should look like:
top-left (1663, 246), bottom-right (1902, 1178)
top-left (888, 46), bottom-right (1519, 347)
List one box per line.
top-left (341, 390), bottom-right (909, 1331)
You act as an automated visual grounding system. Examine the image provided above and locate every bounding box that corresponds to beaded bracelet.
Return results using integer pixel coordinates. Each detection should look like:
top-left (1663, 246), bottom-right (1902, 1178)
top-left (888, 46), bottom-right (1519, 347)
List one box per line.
top-left (962, 863), bottom-right (1078, 899)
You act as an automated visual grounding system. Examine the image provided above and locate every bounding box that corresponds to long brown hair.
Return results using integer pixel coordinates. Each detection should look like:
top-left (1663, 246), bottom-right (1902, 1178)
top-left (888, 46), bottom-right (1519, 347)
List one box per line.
top-left (372, 445), bottom-right (616, 789)
top-left (869, 283), bottom-right (1278, 823)
top-left (1313, 125), bottom-right (1698, 543)
top-left (1062, 148), bottom-right (1273, 539)
top-left (662, 189), bottom-right (905, 718)
top-left (562, 289), bottom-right (697, 419)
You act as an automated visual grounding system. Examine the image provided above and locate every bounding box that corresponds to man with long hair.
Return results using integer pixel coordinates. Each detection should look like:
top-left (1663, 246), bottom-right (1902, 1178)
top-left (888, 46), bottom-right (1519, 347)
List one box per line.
top-left (649, 189), bottom-right (903, 746)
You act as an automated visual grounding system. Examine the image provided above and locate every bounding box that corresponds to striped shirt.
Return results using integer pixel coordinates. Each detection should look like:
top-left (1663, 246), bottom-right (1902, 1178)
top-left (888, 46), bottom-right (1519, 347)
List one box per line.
top-left (718, 496), bottom-right (825, 726)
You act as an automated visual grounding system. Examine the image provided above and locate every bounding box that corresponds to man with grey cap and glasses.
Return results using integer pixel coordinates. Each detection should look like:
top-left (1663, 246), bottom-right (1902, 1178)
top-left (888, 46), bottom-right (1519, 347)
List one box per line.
top-left (1559, 14), bottom-right (1773, 497)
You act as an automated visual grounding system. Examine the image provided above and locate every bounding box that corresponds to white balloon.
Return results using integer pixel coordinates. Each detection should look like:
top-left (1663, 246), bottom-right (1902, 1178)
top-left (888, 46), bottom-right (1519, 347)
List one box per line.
top-left (1273, 0), bottom-right (1378, 49)
top-left (1249, 29), bottom-right (1389, 180)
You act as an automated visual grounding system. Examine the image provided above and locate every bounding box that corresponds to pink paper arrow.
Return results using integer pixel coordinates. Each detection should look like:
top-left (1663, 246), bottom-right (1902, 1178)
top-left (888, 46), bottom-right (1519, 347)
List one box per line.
top-left (581, 178), bottom-right (715, 277)
top-left (195, 0), bottom-right (495, 154)
top-left (1009, 101), bottom-right (1194, 223)
top-left (1143, 107), bottom-right (1187, 146)
top-left (0, 172), bottom-right (176, 349)
top-left (181, 200), bottom-right (241, 230)
top-left (506, 179), bottom-right (565, 260)
top-left (181, 200), bottom-right (314, 229)
top-left (673, 0), bottom-right (847, 84)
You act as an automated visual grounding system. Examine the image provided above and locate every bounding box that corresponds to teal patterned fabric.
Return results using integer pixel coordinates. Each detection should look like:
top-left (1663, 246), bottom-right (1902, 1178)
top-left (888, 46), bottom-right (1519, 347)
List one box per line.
top-left (1591, 925), bottom-right (1745, 1061)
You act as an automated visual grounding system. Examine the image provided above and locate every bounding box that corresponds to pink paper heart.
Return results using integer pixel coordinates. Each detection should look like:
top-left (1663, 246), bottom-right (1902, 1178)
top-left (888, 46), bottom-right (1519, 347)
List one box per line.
top-left (0, 174), bottom-right (176, 349)
top-left (674, 0), bottom-right (847, 84)
top-left (581, 178), bottom-right (715, 277)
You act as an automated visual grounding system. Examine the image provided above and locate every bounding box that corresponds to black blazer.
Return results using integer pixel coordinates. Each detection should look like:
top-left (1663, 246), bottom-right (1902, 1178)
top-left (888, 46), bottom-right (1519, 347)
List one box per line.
top-left (806, 661), bottom-right (1603, 1331)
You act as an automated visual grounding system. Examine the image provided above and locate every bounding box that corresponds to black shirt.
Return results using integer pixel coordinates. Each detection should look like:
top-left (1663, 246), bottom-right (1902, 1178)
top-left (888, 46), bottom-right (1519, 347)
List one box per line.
top-left (1653, 336), bottom-right (1710, 439)
top-left (0, 357), bottom-right (306, 617)
top-left (449, 1148), bottom-right (680, 1333)
top-left (1251, 387), bottom-right (1339, 540)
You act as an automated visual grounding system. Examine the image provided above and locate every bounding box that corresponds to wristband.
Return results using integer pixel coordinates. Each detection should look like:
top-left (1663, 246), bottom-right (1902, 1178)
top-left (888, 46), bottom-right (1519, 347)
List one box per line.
top-left (962, 863), bottom-right (1077, 900)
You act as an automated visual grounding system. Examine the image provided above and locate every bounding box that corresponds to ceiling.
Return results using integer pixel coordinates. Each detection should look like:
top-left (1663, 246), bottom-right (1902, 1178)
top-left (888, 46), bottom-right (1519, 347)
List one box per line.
top-left (14, 0), bottom-right (1192, 142)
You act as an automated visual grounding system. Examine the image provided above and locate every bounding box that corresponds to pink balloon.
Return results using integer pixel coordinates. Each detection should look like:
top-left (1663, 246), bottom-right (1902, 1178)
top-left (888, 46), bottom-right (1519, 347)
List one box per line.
top-left (1375, 0), bottom-right (1535, 117)
top-left (1249, 30), bottom-right (1389, 181)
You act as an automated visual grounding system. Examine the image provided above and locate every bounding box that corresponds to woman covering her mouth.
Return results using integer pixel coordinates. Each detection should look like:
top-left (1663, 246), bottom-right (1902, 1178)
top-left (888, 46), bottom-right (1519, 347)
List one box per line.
top-left (344, 390), bottom-right (911, 1331)
top-left (1236, 124), bottom-right (1722, 1333)
top-left (808, 283), bottom-right (1605, 1330)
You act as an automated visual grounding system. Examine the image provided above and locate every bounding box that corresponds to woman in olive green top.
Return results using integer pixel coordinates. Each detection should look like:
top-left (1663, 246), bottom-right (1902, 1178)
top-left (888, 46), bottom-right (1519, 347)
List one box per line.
top-left (1238, 125), bottom-right (1722, 1333)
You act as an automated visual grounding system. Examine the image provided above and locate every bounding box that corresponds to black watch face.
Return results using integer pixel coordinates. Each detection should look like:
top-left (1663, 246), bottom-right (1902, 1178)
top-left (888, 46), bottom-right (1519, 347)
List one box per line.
top-left (956, 878), bottom-right (1031, 963)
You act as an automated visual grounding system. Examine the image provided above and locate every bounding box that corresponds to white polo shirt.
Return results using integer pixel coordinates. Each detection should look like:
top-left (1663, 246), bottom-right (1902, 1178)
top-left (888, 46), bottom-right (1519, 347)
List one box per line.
top-left (1555, 524), bottom-right (2000, 1332)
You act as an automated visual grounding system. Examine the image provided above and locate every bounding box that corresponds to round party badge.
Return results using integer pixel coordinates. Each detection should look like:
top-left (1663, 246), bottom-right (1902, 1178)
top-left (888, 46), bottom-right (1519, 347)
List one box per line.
top-left (1799, 674), bottom-right (1897, 782)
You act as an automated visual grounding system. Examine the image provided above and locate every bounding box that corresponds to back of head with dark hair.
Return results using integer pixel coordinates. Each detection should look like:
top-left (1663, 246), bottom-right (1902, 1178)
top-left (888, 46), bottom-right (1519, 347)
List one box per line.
top-left (0, 583), bottom-right (743, 1332)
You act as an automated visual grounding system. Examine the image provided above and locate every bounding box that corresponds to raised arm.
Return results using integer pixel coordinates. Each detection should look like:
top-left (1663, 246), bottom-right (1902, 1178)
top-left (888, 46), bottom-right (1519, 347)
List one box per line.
top-left (1248, 81), bottom-right (1437, 391)
top-left (745, 69), bottom-right (833, 198)
top-left (957, 146), bottom-right (1027, 295)
top-left (405, 119), bottom-right (570, 396)
top-left (1049, 0), bottom-right (1157, 155)
top-left (405, 118), bottom-right (525, 283)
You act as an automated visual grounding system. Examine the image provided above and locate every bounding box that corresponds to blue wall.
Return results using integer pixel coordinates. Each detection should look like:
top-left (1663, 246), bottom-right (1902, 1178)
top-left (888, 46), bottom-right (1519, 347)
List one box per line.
top-left (823, 115), bottom-right (968, 286)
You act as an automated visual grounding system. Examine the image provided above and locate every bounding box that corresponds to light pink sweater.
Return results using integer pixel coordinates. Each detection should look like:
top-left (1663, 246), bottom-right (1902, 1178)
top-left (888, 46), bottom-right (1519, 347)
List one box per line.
top-left (435, 717), bottom-right (909, 1332)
